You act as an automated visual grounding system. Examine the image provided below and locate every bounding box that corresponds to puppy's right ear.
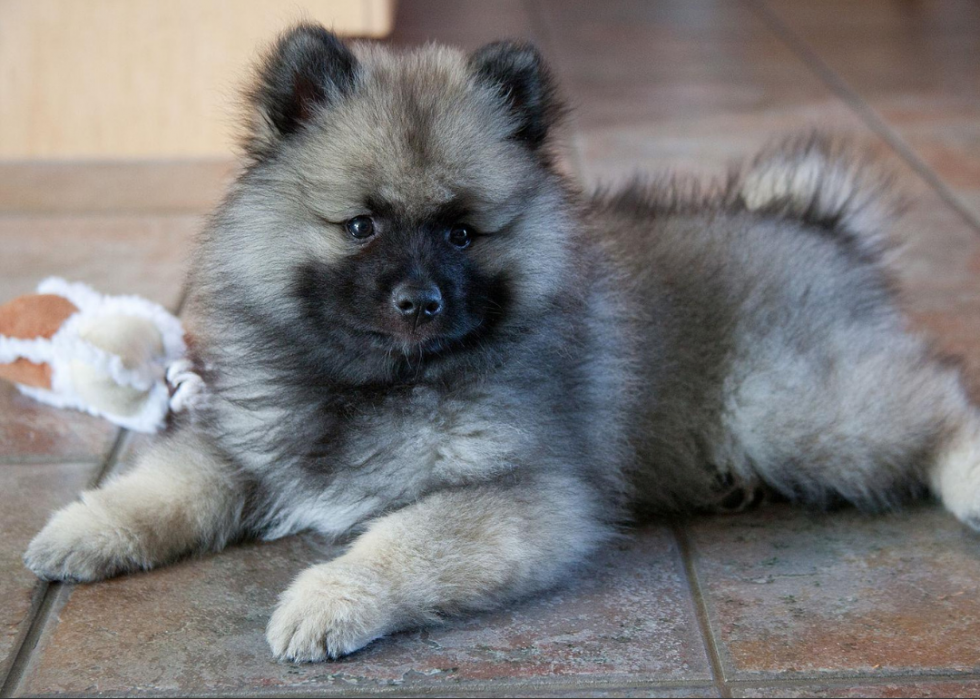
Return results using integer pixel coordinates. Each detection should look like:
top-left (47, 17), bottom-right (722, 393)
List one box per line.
top-left (244, 24), bottom-right (358, 158)
top-left (469, 41), bottom-right (562, 151)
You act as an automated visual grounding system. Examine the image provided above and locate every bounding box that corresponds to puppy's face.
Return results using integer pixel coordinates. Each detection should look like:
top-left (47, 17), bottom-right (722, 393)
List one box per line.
top-left (211, 27), bottom-right (572, 382)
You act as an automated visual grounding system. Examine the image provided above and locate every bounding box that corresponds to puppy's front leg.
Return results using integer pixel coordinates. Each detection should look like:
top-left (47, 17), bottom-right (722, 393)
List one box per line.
top-left (267, 476), bottom-right (608, 661)
top-left (25, 427), bottom-right (245, 582)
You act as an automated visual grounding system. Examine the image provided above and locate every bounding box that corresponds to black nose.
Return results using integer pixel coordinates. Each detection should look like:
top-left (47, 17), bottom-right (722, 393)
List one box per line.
top-left (391, 282), bottom-right (443, 324)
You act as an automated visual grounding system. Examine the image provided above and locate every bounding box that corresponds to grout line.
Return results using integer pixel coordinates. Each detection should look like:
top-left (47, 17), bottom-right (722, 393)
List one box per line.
top-left (670, 524), bottom-right (980, 694)
top-left (673, 523), bottom-right (732, 699)
top-left (530, 4), bottom-right (718, 696)
top-left (0, 581), bottom-right (47, 694)
top-left (88, 428), bottom-right (132, 487)
top-left (0, 584), bottom-right (71, 699)
top-left (749, 0), bottom-right (980, 237)
top-left (1, 174), bottom-right (191, 694)
top-left (0, 428), bottom-right (130, 698)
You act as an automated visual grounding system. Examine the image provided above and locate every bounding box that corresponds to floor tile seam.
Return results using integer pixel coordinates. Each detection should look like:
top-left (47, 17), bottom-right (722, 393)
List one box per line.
top-left (0, 428), bottom-right (126, 697)
top-left (750, 0), bottom-right (980, 237)
top-left (673, 524), bottom-right (734, 698)
top-left (669, 521), bottom-right (980, 691)
top-left (0, 583), bottom-right (70, 698)
top-left (496, 8), bottom-right (747, 697)
top-left (0, 582), bottom-right (47, 696)
top-left (519, 4), bottom-right (729, 694)
top-left (3, 225), bottom-right (192, 694)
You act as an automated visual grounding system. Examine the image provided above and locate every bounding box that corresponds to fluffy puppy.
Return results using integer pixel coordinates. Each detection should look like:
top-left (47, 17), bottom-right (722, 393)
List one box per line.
top-left (25, 25), bottom-right (980, 661)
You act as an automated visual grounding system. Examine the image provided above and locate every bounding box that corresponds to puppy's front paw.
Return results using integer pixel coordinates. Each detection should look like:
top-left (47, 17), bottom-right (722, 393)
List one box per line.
top-left (267, 564), bottom-right (392, 662)
top-left (24, 499), bottom-right (143, 582)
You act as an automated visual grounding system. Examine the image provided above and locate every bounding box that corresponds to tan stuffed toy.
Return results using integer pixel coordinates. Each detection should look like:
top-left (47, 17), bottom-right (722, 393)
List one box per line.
top-left (0, 278), bottom-right (203, 432)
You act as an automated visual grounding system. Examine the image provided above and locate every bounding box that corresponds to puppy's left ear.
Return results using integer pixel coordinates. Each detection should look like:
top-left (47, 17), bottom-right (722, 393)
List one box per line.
top-left (469, 41), bottom-right (563, 150)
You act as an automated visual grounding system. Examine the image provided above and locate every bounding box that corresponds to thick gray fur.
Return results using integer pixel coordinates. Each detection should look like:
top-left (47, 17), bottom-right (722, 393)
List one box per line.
top-left (24, 29), bottom-right (980, 662)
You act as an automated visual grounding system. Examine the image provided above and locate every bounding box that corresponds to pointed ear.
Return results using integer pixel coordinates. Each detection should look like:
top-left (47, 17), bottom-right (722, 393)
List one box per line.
top-left (468, 41), bottom-right (562, 150)
top-left (244, 24), bottom-right (358, 157)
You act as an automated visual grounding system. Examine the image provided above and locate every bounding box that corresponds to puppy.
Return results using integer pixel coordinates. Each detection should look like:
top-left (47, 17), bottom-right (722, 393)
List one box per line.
top-left (25, 25), bottom-right (980, 662)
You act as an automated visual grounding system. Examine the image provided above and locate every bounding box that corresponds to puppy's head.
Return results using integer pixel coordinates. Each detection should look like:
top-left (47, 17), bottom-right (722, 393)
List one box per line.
top-left (210, 25), bottom-right (574, 382)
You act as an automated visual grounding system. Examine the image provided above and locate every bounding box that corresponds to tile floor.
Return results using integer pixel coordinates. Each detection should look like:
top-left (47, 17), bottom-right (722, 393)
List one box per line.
top-left (1, 1), bottom-right (979, 696)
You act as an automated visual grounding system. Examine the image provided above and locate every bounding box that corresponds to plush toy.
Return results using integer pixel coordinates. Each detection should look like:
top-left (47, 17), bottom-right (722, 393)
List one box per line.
top-left (0, 278), bottom-right (204, 432)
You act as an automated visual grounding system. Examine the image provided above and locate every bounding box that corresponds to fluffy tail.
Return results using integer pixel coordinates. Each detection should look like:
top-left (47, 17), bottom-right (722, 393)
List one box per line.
top-left (736, 134), bottom-right (903, 263)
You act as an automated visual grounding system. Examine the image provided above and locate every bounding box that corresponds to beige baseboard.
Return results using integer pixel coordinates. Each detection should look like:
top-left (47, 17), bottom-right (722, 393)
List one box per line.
top-left (0, 0), bottom-right (395, 160)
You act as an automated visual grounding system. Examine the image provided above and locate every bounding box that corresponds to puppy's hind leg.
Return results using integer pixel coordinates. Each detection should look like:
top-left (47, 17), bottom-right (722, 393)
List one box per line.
top-left (929, 407), bottom-right (980, 531)
top-left (25, 426), bottom-right (246, 582)
top-left (723, 328), bottom-right (980, 526)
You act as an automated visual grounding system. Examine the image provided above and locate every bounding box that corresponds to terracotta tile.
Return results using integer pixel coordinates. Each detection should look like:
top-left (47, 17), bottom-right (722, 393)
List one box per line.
top-left (19, 526), bottom-right (710, 695)
top-left (732, 679), bottom-right (980, 698)
top-left (767, 0), bottom-right (980, 222)
top-left (355, 686), bottom-right (719, 698)
top-left (0, 214), bottom-right (202, 309)
top-left (562, 74), bottom-right (821, 137)
top-left (540, 0), bottom-right (768, 40)
top-left (688, 504), bottom-right (980, 680)
top-left (775, 30), bottom-right (980, 97)
top-left (537, 0), bottom-right (881, 188)
top-left (0, 161), bottom-right (236, 215)
top-left (886, 190), bottom-right (980, 400)
top-left (553, 689), bottom-right (718, 698)
top-left (0, 382), bottom-right (118, 465)
top-left (762, 0), bottom-right (980, 34)
top-left (891, 191), bottom-right (980, 302)
top-left (387, 0), bottom-right (536, 50)
top-left (476, 687), bottom-right (720, 698)
top-left (874, 98), bottom-right (980, 224)
top-left (572, 102), bottom-right (868, 188)
top-left (547, 30), bottom-right (789, 86)
top-left (538, 1), bottom-right (815, 133)
top-left (0, 461), bottom-right (100, 685)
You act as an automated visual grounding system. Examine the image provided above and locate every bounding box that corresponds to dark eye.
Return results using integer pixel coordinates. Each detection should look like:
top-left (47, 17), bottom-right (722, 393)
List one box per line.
top-left (447, 225), bottom-right (473, 249)
top-left (345, 215), bottom-right (375, 239)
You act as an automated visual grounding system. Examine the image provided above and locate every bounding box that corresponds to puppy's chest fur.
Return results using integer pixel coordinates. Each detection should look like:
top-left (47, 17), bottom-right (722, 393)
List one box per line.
top-left (209, 374), bottom-right (540, 539)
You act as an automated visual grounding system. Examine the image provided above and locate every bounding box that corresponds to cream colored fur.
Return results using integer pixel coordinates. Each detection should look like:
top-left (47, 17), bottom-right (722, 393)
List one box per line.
top-left (24, 431), bottom-right (244, 581)
top-left (29, 435), bottom-right (602, 660)
top-left (267, 476), bottom-right (603, 660)
top-left (931, 414), bottom-right (980, 531)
